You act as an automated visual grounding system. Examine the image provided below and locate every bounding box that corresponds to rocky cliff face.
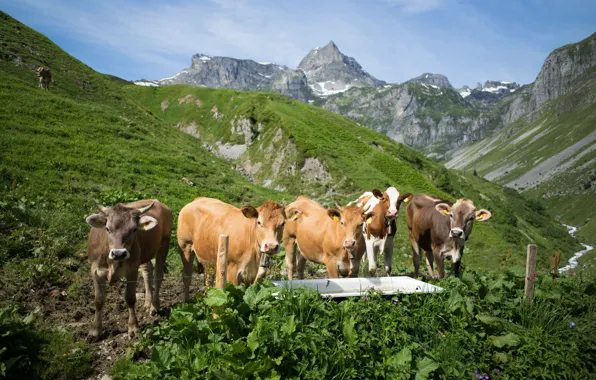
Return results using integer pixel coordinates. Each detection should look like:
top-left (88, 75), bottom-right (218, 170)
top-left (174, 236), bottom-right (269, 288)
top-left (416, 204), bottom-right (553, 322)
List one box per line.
top-left (407, 73), bottom-right (453, 88)
top-left (529, 33), bottom-right (596, 112)
top-left (297, 41), bottom-right (385, 96)
top-left (158, 54), bottom-right (288, 90)
top-left (144, 41), bottom-right (384, 102)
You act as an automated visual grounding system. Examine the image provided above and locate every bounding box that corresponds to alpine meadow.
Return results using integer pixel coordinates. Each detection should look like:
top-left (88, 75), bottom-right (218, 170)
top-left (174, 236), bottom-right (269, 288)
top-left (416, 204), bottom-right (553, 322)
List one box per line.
top-left (0, 9), bottom-right (595, 380)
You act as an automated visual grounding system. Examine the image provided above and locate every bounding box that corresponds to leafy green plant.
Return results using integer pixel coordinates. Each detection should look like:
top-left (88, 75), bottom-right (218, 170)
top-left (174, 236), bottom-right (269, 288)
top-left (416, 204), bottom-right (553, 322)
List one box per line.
top-left (114, 272), bottom-right (596, 380)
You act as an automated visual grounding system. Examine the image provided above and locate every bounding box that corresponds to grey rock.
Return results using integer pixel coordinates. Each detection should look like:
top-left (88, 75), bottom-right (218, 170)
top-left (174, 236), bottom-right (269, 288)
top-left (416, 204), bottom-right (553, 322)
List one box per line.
top-left (407, 73), bottom-right (453, 88)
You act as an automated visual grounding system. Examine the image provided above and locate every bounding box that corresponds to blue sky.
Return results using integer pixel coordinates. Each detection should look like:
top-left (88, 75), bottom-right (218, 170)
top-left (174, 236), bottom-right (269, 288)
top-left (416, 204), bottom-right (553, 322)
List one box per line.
top-left (2, 0), bottom-right (594, 87)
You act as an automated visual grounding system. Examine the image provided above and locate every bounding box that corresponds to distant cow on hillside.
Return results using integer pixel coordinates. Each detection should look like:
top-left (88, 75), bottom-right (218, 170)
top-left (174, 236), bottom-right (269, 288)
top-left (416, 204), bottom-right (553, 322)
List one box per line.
top-left (85, 200), bottom-right (173, 341)
top-left (406, 194), bottom-right (491, 278)
top-left (37, 66), bottom-right (51, 90)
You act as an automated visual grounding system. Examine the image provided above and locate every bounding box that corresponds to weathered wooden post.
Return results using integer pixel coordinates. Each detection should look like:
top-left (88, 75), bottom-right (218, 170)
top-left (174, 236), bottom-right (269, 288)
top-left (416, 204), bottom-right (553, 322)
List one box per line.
top-left (216, 234), bottom-right (229, 290)
top-left (525, 244), bottom-right (537, 302)
top-left (213, 234), bottom-right (229, 320)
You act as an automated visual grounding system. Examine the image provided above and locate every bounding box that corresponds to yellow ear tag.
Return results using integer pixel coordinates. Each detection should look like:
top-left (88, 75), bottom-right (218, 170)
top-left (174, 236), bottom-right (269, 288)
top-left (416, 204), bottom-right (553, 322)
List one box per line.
top-left (442, 209), bottom-right (450, 215)
top-left (375, 195), bottom-right (383, 200)
top-left (290, 213), bottom-right (298, 221)
top-left (403, 198), bottom-right (409, 203)
top-left (477, 215), bottom-right (483, 221)
top-left (333, 216), bottom-right (340, 221)
top-left (366, 217), bottom-right (372, 225)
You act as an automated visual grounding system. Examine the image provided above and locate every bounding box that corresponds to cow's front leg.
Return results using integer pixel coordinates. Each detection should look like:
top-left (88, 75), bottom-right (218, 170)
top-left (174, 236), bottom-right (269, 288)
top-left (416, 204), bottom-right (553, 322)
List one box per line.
top-left (141, 261), bottom-right (157, 315)
top-left (425, 251), bottom-right (435, 279)
top-left (88, 267), bottom-right (106, 341)
top-left (326, 258), bottom-right (339, 278)
top-left (409, 234), bottom-right (422, 277)
top-left (125, 269), bottom-right (139, 338)
top-left (383, 237), bottom-right (394, 276)
top-left (365, 239), bottom-right (377, 277)
top-left (296, 253), bottom-right (307, 280)
top-left (435, 251), bottom-right (445, 279)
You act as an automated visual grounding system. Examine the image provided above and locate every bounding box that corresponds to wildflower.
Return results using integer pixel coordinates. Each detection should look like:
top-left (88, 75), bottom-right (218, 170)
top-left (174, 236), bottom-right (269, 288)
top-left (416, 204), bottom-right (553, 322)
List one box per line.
top-left (570, 322), bottom-right (576, 328)
top-left (474, 370), bottom-right (478, 374)
top-left (471, 297), bottom-right (477, 303)
top-left (495, 369), bottom-right (501, 374)
top-left (365, 297), bottom-right (369, 301)
top-left (484, 376), bottom-right (490, 380)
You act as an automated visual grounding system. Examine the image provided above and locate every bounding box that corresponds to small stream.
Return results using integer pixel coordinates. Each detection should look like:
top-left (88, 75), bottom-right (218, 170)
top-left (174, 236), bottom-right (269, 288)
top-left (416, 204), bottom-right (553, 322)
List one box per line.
top-left (559, 224), bottom-right (594, 273)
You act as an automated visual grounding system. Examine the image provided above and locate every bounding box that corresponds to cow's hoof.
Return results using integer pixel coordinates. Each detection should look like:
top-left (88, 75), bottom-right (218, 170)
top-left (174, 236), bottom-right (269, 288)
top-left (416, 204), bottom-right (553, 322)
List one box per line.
top-left (128, 327), bottom-right (139, 339)
top-left (86, 331), bottom-right (100, 343)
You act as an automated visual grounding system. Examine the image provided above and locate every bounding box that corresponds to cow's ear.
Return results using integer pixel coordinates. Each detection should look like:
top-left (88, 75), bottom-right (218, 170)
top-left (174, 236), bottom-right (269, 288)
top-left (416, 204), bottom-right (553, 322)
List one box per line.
top-left (399, 193), bottom-right (413, 204)
top-left (242, 206), bottom-right (259, 219)
top-left (327, 209), bottom-right (341, 222)
top-left (138, 215), bottom-right (158, 231)
top-left (372, 189), bottom-right (384, 200)
top-left (288, 209), bottom-right (302, 221)
top-left (363, 212), bottom-right (376, 224)
top-left (435, 203), bottom-right (452, 216)
top-left (475, 209), bottom-right (492, 222)
top-left (86, 214), bottom-right (106, 228)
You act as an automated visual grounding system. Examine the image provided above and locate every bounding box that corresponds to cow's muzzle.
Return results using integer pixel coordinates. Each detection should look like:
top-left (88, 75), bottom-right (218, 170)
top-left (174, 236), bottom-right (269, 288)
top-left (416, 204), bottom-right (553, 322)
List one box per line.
top-left (260, 241), bottom-right (280, 254)
top-left (109, 248), bottom-right (130, 261)
top-left (449, 228), bottom-right (465, 239)
top-left (343, 238), bottom-right (356, 249)
top-left (386, 208), bottom-right (398, 218)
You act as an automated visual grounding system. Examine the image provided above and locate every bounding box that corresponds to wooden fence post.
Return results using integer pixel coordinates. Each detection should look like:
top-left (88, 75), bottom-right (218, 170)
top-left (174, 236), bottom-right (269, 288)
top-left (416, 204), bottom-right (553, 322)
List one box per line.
top-left (525, 244), bottom-right (537, 302)
top-left (216, 234), bottom-right (229, 290)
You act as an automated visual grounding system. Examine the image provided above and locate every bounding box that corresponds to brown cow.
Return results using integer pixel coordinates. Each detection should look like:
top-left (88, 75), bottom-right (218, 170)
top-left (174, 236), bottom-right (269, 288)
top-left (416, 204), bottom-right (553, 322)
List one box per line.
top-left (85, 199), bottom-right (173, 340)
top-left (283, 196), bottom-right (369, 280)
top-left (349, 187), bottom-right (413, 276)
top-left (177, 198), bottom-right (286, 301)
top-left (37, 66), bottom-right (51, 90)
top-left (406, 194), bottom-right (491, 278)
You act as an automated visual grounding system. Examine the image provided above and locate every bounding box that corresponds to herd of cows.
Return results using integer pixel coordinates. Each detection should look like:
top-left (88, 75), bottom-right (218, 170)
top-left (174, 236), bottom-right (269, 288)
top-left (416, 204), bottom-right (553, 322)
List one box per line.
top-left (84, 187), bottom-right (491, 340)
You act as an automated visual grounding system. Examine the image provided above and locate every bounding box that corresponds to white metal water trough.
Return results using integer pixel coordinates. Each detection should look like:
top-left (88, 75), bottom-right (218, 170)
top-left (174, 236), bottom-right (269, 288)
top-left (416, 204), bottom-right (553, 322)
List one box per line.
top-left (271, 276), bottom-right (443, 298)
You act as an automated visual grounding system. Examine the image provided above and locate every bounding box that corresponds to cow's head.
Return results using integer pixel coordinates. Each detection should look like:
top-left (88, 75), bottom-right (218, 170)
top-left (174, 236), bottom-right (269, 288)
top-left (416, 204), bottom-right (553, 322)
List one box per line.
top-left (327, 205), bottom-right (369, 277)
top-left (86, 202), bottom-right (158, 261)
top-left (242, 200), bottom-right (286, 255)
top-left (435, 199), bottom-right (491, 240)
top-left (370, 187), bottom-right (413, 220)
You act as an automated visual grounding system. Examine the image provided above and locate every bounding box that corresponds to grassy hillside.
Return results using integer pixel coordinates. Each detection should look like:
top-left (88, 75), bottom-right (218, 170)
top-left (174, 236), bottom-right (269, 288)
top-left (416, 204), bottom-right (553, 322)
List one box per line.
top-left (125, 83), bottom-right (583, 270)
top-left (445, 67), bottom-right (596, 245)
top-left (0, 11), bottom-right (592, 379)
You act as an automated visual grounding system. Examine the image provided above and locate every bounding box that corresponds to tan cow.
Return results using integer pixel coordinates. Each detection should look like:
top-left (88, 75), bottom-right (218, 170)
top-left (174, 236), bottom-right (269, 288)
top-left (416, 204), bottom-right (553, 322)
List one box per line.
top-left (406, 194), bottom-right (491, 278)
top-left (349, 187), bottom-right (413, 276)
top-left (177, 198), bottom-right (286, 301)
top-left (85, 199), bottom-right (173, 340)
top-left (283, 196), bottom-right (369, 280)
top-left (37, 66), bottom-right (51, 90)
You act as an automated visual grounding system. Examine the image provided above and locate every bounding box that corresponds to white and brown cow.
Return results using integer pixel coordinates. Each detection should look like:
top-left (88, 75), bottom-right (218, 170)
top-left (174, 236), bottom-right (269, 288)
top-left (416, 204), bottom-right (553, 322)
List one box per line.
top-left (37, 66), bottom-right (51, 90)
top-left (85, 199), bottom-right (173, 340)
top-left (349, 187), bottom-right (413, 276)
top-left (283, 196), bottom-right (369, 280)
top-left (406, 194), bottom-right (491, 278)
top-left (177, 198), bottom-right (286, 301)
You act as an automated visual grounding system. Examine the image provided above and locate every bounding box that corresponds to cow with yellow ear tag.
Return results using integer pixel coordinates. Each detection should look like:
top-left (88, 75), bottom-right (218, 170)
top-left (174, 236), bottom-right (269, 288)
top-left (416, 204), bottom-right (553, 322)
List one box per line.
top-left (282, 196), bottom-right (368, 280)
top-left (406, 194), bottom-right (492, 279)
top-left (347, 187), bottom-right (413, 277)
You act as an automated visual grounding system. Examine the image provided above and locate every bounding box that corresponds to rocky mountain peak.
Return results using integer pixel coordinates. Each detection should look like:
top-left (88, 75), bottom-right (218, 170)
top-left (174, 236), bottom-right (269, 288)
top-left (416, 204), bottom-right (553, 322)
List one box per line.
top-left (297, 41), bottom-right (385, 96)
top-left (407, 73), bottom-right (453, 88)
